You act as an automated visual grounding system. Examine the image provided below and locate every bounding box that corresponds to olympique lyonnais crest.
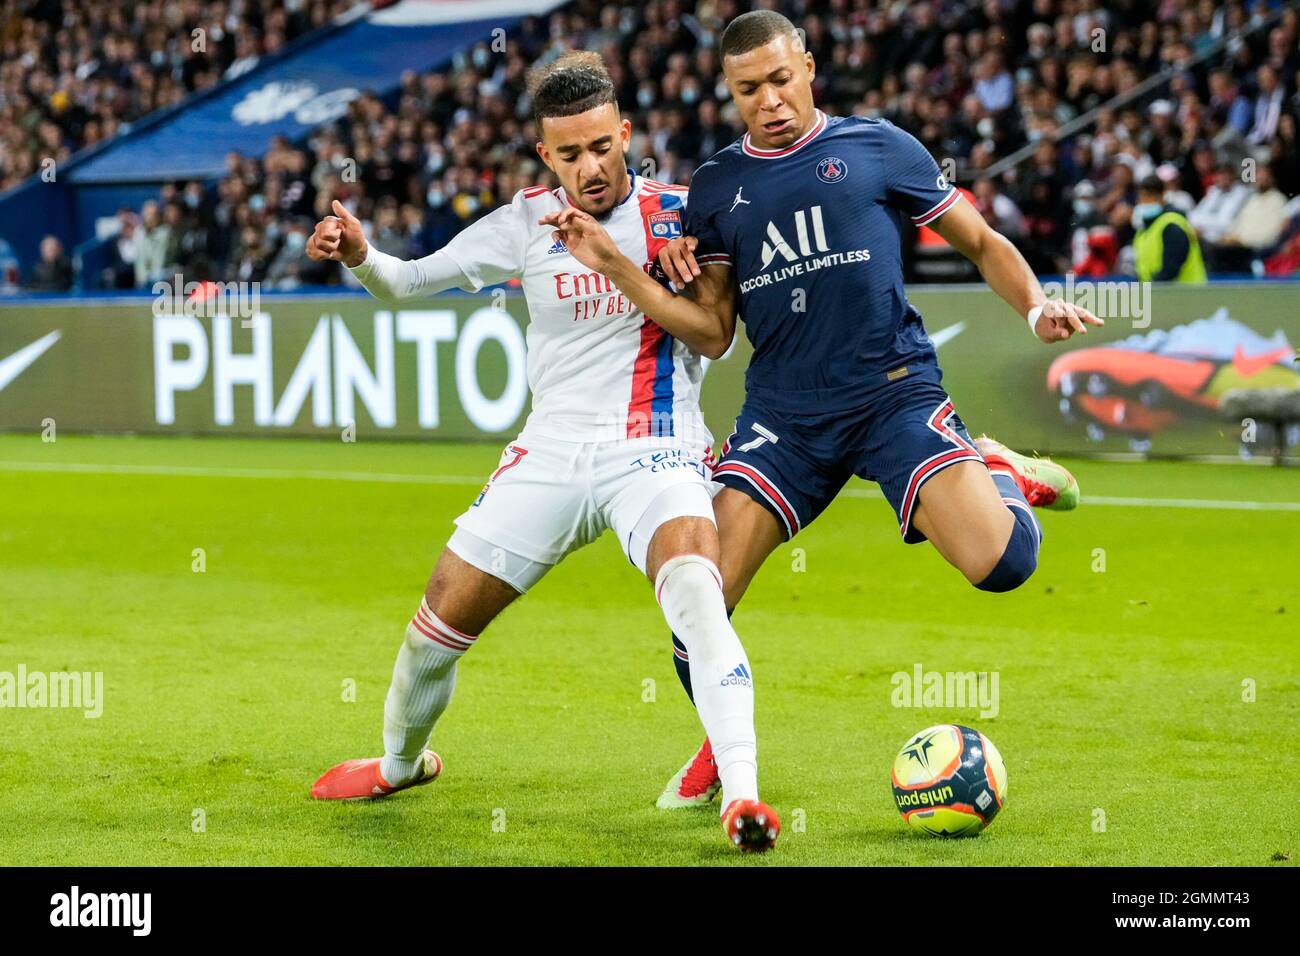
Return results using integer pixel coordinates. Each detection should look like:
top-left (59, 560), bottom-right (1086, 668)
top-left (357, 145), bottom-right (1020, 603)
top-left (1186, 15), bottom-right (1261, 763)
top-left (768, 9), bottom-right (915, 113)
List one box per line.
top-left (649, 210), bottom-right (682, 239)
top-left (816, 156), bottom-right (847, 183)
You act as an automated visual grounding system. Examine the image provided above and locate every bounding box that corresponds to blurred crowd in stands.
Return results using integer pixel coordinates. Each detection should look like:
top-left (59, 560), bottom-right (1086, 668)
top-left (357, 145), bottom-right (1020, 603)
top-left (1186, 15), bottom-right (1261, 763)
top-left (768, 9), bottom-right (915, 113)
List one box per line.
top-left (0, 0), bottom-right (355, 191)
top-left (4, 0), bottom-right (1300, 292)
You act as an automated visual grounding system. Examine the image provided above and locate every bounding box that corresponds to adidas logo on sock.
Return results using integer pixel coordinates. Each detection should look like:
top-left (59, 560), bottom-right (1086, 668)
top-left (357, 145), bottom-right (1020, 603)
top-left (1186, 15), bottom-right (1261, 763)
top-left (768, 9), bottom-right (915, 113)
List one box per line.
top-left (720, 663), bottom-right (752, 687)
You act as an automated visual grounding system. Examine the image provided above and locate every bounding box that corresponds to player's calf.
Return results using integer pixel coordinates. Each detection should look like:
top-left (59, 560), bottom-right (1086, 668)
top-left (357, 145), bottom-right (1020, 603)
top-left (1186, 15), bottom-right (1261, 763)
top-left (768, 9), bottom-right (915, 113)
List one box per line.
top-left (659, 637), bottom-right (724, 809)
top-left (640, 499), bottom-right (770, 844)
top-left (382, 545), bottom-right (530, 783)
top-left (971, 438), bottom-right (1050, 593)
top-left (312, 547), bottom-right (523, 801)
top-left (654, 553), bottom-right (759, 810)
top-left (380, 596), bottom-right (479, 786)
top-left (912, 459), bottom-right (1041, 592)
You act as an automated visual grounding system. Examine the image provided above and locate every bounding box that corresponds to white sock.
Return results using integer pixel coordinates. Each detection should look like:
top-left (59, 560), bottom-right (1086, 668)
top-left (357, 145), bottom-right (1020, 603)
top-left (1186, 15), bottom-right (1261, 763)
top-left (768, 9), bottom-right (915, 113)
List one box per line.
top-left (380, 598), bottom-right (477, 786)
top-left (655, 554), bottom-right (759, 810)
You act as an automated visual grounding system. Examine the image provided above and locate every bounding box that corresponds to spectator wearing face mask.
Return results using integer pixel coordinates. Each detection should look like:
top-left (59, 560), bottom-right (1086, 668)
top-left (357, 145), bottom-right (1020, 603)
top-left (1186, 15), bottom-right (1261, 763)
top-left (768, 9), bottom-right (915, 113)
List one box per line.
top-left (1133, 175), bottom-right (1206, 283)
top-left (1068, 180), bottom-right (1106, 269)
top-left (16, 0), bottom-right (1295, 292)
top-left (1070, 180), bottom-right (1105, 229)
top-left (265, 218), bottom-right (317, 288)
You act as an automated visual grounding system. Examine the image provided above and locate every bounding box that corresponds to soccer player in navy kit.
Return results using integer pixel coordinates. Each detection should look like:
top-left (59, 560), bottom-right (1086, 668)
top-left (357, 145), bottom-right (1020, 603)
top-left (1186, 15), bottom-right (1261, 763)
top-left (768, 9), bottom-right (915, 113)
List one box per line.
top-left (541, 11), bottom-right (1102, 808)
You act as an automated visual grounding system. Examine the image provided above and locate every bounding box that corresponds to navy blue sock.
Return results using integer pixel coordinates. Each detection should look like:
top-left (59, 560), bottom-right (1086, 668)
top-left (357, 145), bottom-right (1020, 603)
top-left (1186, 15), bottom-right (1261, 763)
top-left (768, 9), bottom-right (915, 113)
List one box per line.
top-left (670, 609), bottom-right (733, 705)
top-left (671, 633), bottom-right (694, 703)
top-left (976, 473), bottom-right (1041, 592)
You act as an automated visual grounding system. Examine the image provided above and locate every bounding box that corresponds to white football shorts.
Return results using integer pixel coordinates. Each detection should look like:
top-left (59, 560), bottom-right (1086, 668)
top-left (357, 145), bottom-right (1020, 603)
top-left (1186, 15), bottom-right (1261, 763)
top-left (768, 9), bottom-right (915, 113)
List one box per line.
top-left (447, 431), bottom-right (717, 593)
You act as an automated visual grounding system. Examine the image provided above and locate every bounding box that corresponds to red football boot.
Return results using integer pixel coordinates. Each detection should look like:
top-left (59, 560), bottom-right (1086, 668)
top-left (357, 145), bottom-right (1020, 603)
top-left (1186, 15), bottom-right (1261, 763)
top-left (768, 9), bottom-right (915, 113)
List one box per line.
top-left (311, 750), bottom-right (442, 800)
top-left (656, 738), bottom-right (721, 809)
top-left (975, 436), bottom-right (1080, 510)
top-left (721, 798), bottom-right (781, 853)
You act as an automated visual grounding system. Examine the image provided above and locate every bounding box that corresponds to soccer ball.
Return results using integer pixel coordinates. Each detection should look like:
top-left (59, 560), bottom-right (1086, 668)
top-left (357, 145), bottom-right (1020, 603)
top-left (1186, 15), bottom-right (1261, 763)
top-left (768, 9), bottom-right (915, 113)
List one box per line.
top-left (891, 724), bottom-right (1007, 837)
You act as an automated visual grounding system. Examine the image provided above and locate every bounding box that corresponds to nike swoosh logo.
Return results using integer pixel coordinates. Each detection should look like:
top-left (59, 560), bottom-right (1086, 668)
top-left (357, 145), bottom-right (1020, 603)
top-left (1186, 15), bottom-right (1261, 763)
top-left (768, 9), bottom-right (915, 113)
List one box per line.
top-left (0, 330), bottom-right (62, 392)
top-left (1231, 344), bottom-right (1294, 377)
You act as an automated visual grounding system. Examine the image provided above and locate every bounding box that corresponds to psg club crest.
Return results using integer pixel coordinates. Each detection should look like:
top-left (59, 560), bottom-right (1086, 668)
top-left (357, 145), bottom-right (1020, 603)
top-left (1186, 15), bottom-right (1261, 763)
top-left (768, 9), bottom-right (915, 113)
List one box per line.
top-left (816, 156), bottom-right (848, 183)
top-left (649, 210), bottom-right (682, 239)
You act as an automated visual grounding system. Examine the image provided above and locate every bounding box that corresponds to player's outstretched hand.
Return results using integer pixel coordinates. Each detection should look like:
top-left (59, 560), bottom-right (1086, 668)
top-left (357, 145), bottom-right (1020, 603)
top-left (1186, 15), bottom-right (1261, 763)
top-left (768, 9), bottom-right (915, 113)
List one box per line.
top-left (1033, 299), bottom-right (1104, 343)
top-left (538, 208), bottom-right (620, 274)
top-left (658, 236), bottom-right (700, 286)
top-left (307, 199), bottom-right (367, 268)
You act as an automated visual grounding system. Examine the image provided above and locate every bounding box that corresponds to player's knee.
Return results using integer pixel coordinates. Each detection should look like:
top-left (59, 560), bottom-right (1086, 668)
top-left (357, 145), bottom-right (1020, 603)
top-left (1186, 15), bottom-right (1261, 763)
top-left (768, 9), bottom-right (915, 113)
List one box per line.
top-left (974, 548), bottom-right (1037, 592)
top-left (636, 483), bottom-right (718, 579)
top-left (974, 520), bottom-right (1039, 593)
top-left (657, 554), bottom-right (723, 614)
top-left (656, 554), bottom-right (736, 656)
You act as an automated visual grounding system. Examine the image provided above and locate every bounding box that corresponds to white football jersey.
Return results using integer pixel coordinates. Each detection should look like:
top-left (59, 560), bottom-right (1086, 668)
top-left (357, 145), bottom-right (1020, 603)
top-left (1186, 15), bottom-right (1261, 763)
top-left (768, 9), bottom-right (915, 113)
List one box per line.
top-left (437, 171), bottom-right (709, 446)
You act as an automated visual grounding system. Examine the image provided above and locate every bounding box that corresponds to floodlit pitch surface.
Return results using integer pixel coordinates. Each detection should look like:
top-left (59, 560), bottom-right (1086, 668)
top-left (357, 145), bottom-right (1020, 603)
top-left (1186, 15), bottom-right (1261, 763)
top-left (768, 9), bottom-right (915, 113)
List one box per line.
top-left (0, 434), bottom-right (1295, 866)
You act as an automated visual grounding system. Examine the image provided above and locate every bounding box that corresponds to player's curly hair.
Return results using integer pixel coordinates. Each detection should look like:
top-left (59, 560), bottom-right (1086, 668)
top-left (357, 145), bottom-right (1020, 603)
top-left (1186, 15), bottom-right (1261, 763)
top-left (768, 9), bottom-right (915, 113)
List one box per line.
top-left (527, 51), bottom-right (617, 122)
top-left (719, 10), bottom-right (805, 60)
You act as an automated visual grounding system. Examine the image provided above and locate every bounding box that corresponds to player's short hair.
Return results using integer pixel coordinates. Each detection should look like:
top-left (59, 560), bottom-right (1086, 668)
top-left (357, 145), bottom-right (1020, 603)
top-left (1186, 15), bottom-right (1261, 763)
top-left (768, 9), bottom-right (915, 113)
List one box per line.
top-left (1137, 175), bottom-right (1164, 197)
top-left (527, 51), bottom-right (617, 122)
top-left (719, 10), bottom-right (804, 60)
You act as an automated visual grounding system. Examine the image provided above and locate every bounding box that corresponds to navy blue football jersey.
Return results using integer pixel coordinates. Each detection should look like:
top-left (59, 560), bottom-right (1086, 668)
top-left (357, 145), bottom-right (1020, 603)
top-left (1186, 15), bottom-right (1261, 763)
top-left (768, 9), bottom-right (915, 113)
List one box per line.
top-left (685, 111), bottom-right (962, 411)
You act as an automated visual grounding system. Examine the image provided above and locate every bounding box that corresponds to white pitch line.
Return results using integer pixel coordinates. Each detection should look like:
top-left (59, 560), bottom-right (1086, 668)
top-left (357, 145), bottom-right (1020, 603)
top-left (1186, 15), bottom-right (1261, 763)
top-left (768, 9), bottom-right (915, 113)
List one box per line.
top-left (3, 460), bottom-right (1300, 511)
top-left (0, 460), bottom-right (482, 486)
top-left (1081, 495), bottom-right (1300, 512)
top-left (837, 486), bottom-right (1300, 511)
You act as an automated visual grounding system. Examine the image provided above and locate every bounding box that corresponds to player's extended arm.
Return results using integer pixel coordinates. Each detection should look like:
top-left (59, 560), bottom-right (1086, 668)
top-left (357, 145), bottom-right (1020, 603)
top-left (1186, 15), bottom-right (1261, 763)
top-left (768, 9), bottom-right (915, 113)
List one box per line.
top-left (930, 199), bottom-right (1103, 343)
top-left (539, 208), bottom-right (736, 359)
top-left (306, 200), bottom-right (474, 302)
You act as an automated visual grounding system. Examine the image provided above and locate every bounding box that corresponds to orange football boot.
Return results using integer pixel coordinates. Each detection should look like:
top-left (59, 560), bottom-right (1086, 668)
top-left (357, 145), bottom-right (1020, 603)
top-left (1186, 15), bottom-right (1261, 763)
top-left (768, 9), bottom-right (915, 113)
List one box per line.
top-left (721, 798), bottom-right (781, 853)
top-left (312, 750), bottom-right (442, 800)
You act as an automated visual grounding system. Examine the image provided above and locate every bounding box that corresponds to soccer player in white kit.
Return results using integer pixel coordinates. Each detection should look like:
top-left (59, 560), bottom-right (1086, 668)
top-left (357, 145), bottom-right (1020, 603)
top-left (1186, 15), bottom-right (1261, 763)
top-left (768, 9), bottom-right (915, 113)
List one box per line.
top-left (306, 52), bottom-right (778, 851)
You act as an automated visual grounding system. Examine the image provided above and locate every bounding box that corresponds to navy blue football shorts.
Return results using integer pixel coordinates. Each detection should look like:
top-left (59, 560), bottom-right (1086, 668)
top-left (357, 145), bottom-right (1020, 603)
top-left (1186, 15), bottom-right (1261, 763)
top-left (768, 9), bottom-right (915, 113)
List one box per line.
top-left (713, 367), bottom-right (986, 543)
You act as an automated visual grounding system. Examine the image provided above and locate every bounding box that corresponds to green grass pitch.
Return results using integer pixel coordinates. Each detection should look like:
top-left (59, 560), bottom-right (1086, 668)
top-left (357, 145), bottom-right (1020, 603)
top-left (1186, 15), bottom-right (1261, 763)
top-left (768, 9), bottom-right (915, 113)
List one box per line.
top-left (0, 432), bottom-right (1296, 866)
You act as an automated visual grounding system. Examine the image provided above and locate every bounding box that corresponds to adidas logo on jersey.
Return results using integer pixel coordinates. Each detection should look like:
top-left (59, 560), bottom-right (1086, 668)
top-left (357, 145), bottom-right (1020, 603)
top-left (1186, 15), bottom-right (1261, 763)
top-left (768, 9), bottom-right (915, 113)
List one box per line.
top-left (720, 663), bottom-right (752, 687)
top-left (547, 239), bottom-right (568, 255)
